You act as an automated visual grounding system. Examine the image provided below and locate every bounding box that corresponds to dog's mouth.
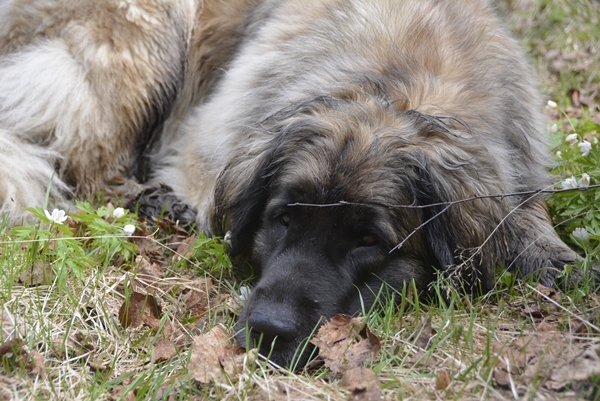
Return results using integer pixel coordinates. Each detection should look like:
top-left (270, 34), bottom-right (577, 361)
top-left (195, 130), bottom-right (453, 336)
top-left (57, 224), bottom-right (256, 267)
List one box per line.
top-left (234, 305), bottom-right (322, 369)
top-left (236, 326), bottom-right (319, 369)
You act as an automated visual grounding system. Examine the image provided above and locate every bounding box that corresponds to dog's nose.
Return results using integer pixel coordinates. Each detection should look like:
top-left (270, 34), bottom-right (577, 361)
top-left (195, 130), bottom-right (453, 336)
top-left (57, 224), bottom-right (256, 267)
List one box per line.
top-left (248, 310), bottom-right (299, 343)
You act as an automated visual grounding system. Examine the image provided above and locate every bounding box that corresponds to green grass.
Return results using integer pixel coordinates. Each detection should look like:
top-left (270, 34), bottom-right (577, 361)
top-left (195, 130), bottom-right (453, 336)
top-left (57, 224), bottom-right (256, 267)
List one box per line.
top-left (2, 0), bottom-right (600, 399)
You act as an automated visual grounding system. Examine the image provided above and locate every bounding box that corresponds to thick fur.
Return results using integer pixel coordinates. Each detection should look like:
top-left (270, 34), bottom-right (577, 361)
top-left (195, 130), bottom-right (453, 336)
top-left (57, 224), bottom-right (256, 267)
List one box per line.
top-left (0, 0), bottom-right (578, 367)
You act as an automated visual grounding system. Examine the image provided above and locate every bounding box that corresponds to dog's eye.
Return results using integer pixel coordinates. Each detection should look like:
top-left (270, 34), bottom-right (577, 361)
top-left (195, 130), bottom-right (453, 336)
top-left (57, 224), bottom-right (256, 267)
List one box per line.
top-left (279, 213), bottom-right (291, 227)
top-left (359, 235), bottom-right (377, 247)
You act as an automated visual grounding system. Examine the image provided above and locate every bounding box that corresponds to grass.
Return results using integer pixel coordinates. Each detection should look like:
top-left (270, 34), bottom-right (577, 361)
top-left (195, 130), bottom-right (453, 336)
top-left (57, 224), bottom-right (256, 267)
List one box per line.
top-left (2, 0), bottom-right (600, 399)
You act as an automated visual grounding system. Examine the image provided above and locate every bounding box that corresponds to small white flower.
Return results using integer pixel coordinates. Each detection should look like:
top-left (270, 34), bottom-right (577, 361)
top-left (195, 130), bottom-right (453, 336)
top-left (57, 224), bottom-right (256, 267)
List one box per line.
top-left (565, 133), bottom-right (579, 146)
top-left (578, 140), bottom-right (592, 156)
top-left (123, 224), bottom-right (136, 236)
top-left (113, 207), bottom-right (125, 218)
top-left (561, 176), bottom-right (578, 189)
top-left (239, 286), bottom-right (252, 303)
top-left (556, 150), bottom-right (562, 159)
top-left (571, 227), bottom-right (590, 246)
top-left (579, 173), bottom-right (591, 187)
top-left (44, 209), bottom-right (68, 224)
top-left (224, 231), bottom-right (232, 246)
top-left (546, 100), bottom-right (558, 109)
top-left (550, 123), bottom-right (558, 133)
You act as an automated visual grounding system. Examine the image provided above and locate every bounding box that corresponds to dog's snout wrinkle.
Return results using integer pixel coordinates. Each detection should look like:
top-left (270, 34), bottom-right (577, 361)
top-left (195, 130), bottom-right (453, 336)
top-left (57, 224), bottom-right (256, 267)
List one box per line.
top-left (248, 310), bottom-right (299, 343)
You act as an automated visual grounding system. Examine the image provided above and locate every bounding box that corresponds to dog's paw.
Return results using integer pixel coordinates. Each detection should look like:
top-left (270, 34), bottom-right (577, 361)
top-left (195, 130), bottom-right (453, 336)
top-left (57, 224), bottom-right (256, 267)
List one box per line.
top-left (128, 184), bottom-right (197, 228)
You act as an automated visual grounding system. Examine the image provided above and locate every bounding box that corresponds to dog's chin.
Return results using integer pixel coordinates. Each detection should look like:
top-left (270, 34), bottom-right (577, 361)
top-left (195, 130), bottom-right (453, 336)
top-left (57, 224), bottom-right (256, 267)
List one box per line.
top-left (235, 325), bottom-right (318, 369)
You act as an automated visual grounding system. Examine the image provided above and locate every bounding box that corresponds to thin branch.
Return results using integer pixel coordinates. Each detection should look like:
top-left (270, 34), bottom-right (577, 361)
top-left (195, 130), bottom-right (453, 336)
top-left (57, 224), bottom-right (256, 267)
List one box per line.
top-left (287, 183), bottom-right (600, 210)
top-left (388, 203), bottom-right (452, 253)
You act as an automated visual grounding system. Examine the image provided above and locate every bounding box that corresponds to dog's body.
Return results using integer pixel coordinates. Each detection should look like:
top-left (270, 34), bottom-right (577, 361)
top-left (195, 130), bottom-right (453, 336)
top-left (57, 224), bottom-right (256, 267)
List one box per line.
top-left (0, 0), bottom-right (578, 366)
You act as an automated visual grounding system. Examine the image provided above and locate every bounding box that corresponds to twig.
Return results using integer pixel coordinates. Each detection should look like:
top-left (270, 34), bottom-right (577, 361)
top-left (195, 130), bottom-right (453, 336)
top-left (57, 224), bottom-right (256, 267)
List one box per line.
top-left (287, 183), bottom-right (600, 210)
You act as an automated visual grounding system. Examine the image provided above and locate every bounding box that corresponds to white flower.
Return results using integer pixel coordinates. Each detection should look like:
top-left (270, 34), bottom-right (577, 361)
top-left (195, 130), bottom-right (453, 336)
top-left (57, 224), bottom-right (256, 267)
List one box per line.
top-left (113, 207), bottom-right (125, 218)
top-left (224, 231), bottom-right (232, 245)
top-left (571, 227), bottom-right (590, 246)
top-left (556, 151), bottom-right (562, 159)
top-left (561, 176), bottom-right (578, 189)
top-left (44, 209), bottom-right (68, 224)
top-left (579, 173), bottom-right (591, 187)
top-left (546, 100), bottom-right (558, 109)
top-left (550, 123), bottom-right (558, 133)
top-left (123, 224), bottom-right (136, 236)
top-left (578, 140), bottom-right (592, 156)
top-left (565, 133), bottom-right (579, 146)
top-left (239, 286), bottom-right (252, 303)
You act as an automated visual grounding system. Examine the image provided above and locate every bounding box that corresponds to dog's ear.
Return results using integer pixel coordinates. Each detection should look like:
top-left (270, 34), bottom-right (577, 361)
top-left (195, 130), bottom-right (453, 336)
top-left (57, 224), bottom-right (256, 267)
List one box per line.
top-left (412, 165), bottom-right (457, 272)
top-left (213, 148), bottom-right (281, 257)
top-left (404, 111), bottom-right (507, 292)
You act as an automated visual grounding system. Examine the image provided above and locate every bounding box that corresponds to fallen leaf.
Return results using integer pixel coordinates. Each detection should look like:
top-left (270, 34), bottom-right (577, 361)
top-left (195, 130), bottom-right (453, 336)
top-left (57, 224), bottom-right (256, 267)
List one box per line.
top-left (29, 351), bottom-right (46, 378)
top-left (133, 256), bottom-right (164, 284)
top-left (18, 262), bottom-right (54, 286)
top-left (188, 324), bottom-right (248, 384)
top-left (435, 370), bottom-right (452, 390)
top-left (310, 315), bottom-right (381, 376)
top-left (175, 234), bottom-right (196, 259)
top-left (493, 333), bottom-right (600, 391)
top-left (410, 317), bottom-right (435, 350)
top-left (118, 292), bottom-right (162, 329)
top-left (341, 366), bottom-right (381, 401)
top-left (153, 338), bottom-right (177, 363)
top-left (181, 280), bottom-right (211, 319)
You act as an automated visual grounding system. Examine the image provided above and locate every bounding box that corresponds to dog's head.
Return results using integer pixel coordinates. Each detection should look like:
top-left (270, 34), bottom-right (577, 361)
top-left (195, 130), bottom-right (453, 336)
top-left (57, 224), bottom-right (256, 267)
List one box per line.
top-left (213, 94), bottom-right (505, 367)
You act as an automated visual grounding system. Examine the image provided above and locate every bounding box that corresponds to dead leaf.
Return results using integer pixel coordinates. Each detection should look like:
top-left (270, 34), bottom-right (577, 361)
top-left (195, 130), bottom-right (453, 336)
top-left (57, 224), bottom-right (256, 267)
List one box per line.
top-left (133, 256), bottom-right (164, 284)
top-left (118, 292), bottom-right (162, 329)
top-left (537, 319), bottom-right (559, 332)
top-left (341, 366), bottom-right (381, 401)
top-left (310, 315), bottom-right (381, 376)
top-left (188, 324), bottom-right (247, 384)
top-left (435, 370), bottom-right (452, 391)
top-left (493, 333), bottom-right (600, 391)
top-left (29, 351), bottom-right (46, 378)
top-left (18, 262), bottom-right (54, 286)
top-left (175, 234), bottom-right (196, 259)
top-left (0, 338), bottom-right (25, 360)
top-left (533, 285), bottom-right (561, 303)
top-left (153, 338), bottom-right (176, 363)
top-left (546, 345), bottom-right (600, 390)
top-left (410, 317), bottom-right (435, 350)
top-left (181, 280), bottom-right (211, 319)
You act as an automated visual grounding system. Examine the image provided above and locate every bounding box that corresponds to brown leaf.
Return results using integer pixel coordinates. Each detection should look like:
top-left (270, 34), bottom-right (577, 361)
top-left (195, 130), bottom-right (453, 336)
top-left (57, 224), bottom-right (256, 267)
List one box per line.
top-left (18, 262), bottom-right (54, 287)
top-left (311, 315), bottom-right (381, 376)
top-left (493, 333), bottom-right (600, 391)
top-left (410, 316), bottom-right (435, 350)
top-left (29, 351), bottom-right (46, 378)
top-left (133, 256), bottom-right (164, 283)
top-left (0, 338), bottom-right (25, 360)
top-left (341, 367), bottom-right (381, 401)
top-left (118, 292), bottom-right (162, 329)
top-left (533, 285), bottom-right (561, 303)
top-left (188, 324), bottom-right (237, 384)
top-left (153, 338), bottom-right (177, 363)
top-left (546, 345), bottom-right (600, 390)
top-left (537, 318), bottom-right (559, 332)
top-left (181, 280), bottom-right (212, 319)
top-left (435, 370), bottom-right (452, 391)
top-left (175, 234), bottom-right (196, 259)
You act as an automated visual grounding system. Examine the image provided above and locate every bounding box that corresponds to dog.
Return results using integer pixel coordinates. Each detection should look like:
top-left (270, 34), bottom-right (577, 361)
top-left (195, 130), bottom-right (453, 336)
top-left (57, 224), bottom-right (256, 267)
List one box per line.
top-left (0, 0), bottom-right (578, 367)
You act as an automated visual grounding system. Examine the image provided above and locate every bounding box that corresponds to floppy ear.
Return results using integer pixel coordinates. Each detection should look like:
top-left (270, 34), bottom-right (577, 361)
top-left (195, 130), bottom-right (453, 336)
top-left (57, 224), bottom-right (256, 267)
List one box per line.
top-left (404, 111), bottom-right (508, 292)
top-left (412, 166), bottom-right (457, 272)
top-left (213, 148), bottom-right (280, 257)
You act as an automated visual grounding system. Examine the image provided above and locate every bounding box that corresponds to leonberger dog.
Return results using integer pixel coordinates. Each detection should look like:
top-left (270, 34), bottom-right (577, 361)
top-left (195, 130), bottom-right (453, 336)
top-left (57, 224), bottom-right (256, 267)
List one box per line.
top-left (0, 0), bottom-right (578, 367)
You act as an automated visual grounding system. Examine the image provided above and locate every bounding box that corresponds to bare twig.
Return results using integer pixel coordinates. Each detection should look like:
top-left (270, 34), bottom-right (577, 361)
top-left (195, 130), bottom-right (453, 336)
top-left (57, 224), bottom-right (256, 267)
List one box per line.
top-left (287, 183), bottom-right (600, 210)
